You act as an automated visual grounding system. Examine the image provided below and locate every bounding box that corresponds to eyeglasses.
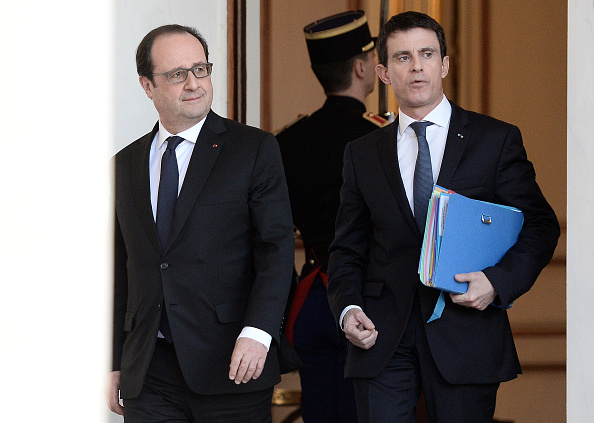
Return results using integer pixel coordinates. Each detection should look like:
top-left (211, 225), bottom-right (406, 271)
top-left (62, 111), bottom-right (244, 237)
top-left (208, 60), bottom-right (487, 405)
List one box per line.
top-left (150, 63), bottom-right (213, 84)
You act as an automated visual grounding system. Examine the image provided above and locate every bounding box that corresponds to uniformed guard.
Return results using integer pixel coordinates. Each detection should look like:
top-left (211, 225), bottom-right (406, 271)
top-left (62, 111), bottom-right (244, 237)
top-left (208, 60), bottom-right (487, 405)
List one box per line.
top-left (276, 10), bottom-right (387, 423)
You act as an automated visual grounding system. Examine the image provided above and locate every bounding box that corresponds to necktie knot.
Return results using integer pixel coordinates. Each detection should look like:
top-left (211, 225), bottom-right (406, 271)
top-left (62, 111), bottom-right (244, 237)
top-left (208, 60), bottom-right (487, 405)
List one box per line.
top-left (409, 121), bottom-right (433, 138)
top-left (166, 136), bottom-right (184, 151)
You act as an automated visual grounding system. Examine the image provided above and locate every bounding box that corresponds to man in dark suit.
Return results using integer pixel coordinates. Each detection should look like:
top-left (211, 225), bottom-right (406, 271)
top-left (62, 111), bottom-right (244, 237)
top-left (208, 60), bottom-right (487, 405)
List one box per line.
top-left (276, 11), bottom-right (385, 423)
top-left (327, 11), bottom-right (560, 423)
top-left (106, 24), bottom-right (294, 422)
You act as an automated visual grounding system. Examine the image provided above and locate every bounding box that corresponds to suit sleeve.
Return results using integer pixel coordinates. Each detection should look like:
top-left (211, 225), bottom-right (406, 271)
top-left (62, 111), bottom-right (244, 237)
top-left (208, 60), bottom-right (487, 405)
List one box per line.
top-left (112, 213), bottom-right (128, 371)
top-left (327, 142), bottom-right (372, 326)
top-left (483, 125), bottom-right (560, 308)
top-left (244, 133), bottom-right (295, 344)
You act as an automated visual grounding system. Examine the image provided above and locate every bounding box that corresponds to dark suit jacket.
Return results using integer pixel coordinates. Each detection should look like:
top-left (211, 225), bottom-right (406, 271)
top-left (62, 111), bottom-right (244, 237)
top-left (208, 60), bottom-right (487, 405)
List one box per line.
top-left (327, 101), bottom-right (559, 385)
top-left (113, 111), bottom-right (294, 398)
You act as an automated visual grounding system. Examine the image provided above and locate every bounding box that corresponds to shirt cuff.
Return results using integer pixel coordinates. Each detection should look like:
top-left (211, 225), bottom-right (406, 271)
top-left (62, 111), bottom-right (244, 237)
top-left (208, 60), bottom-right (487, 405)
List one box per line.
top-left (339, 305), bottom-right (362, 330)
top-left (238, 326), bottom-right (272, 351)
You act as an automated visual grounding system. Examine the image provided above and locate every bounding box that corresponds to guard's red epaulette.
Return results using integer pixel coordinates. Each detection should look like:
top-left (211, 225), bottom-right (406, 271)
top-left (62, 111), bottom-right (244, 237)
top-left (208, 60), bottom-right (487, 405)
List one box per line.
top-left (274, 114), bottom-right (309, 136)
top-left (363, 111), bottom-right (390, 128)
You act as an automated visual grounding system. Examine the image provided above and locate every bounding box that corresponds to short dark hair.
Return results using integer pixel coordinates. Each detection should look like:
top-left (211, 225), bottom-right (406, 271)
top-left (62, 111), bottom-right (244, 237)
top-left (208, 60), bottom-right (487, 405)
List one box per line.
top-left (136, 24), bottom-right (209, 84)
top-left (311, 51), bottom-right (370, 94)
top-left (377, 11), bottom-right (446, 66)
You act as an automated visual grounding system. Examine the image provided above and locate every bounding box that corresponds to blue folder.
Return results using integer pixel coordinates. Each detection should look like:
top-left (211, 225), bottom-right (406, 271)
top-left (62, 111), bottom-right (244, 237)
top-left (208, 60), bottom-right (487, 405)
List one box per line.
top-left (419, 187), bottom-right (524, 294)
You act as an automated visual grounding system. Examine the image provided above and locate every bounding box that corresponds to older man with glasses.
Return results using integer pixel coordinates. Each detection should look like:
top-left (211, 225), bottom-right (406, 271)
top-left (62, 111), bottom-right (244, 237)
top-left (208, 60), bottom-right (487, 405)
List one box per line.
top-left (107, 24), bottom-right (294, 423)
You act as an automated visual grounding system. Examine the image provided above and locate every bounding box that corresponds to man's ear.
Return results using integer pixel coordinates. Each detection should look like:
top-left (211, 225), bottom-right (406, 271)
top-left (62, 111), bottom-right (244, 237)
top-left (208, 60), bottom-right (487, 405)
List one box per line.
top-left (354, 58), bottom-right (366, 79)
top-left (441, 55), bottom-right (450, 79)
top-left (139, 76), bottom-right (154, 99)
top-left (375, 64), bottom-right (391, 85)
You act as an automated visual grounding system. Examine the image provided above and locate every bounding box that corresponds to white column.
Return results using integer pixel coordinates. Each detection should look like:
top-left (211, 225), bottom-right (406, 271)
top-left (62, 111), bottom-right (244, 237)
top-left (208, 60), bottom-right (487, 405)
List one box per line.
top-left (568, 0), bottom-right (594, 420)
top-left (0, 1), bottom-right (114, 422)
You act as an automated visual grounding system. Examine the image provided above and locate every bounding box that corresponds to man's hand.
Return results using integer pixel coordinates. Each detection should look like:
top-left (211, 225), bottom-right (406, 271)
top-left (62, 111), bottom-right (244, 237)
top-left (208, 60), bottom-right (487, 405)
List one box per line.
top-left (106, 371), bottom-right (124, 415)
top-left (228, 337), bottom-right (268, 384)
top-left (451, 271), bottom-right (497, 311)
top-left (342, 308), bottom-right (378, 350)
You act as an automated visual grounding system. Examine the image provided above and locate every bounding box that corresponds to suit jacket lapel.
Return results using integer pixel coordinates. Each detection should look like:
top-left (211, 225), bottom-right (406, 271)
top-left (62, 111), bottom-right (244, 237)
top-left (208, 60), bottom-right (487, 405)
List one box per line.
top-left (165, 111), bottom-right (226, 252)
top-left (131, 122), bottom-right (162, 253)
top-left (378, 119), bottom-right (419, 234)
top-left (436, 102), bottom-right (470, 188)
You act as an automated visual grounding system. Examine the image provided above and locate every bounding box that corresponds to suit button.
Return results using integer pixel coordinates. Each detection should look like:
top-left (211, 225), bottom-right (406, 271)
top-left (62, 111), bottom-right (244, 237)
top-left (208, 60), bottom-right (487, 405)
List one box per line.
top-left (157, 304), bottom-right (161, 310)
top-left (160, 263), bottom-right (168, 270)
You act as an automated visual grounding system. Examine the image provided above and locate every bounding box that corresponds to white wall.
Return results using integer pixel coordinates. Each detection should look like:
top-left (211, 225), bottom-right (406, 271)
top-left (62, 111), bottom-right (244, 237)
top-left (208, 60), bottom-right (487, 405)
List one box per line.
top-left (0, 1), bottom-right (114, 422)
top-left (114, 0), bottom-right (228, 153)
top-left (567, 0), bottom-right (594, 420)
top-left (0, 1), bottom-right (227, 422)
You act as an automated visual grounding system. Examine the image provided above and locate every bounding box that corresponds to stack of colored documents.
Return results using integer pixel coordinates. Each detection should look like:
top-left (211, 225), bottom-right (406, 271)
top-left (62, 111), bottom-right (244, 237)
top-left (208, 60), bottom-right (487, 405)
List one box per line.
top-left (418, 186), bottom-right (524, 294)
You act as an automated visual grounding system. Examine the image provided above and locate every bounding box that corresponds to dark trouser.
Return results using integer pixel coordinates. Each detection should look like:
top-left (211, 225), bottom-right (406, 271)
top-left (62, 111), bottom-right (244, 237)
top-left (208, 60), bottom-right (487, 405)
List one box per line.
top-left (353, 295), bottom-right (499, 423)
top-left (293, 276), bottom-right (357, 423)
top-left (124, 338), bottom-right (273, 423)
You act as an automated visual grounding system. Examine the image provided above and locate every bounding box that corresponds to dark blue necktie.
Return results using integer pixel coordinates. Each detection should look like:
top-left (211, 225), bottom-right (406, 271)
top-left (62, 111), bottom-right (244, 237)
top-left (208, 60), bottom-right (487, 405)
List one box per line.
top-left (410, 121), bottom-right (434, 233)
top-left (156, 136), bottom-right (184, 248)
top-left (156, 135), bottom-right (184, 343)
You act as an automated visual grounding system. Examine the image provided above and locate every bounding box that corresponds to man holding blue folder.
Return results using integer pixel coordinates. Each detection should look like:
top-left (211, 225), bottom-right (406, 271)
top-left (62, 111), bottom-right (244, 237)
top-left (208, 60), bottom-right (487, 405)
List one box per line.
top-left (327, 11), bottom-right (560, 423)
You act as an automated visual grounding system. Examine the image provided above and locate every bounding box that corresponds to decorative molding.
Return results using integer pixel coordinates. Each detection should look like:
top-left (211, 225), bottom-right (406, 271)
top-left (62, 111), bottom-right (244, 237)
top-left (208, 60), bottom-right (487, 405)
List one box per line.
top-left (227, 0), bottom-right (234, 118)
top-left (227, 0), bottom-right (247, 123)
top-left (480, 0), bottom-right (490, 114)
top-left (260, 0), bottom-right (271, 131)
top-left (513, 327), bottom-right (566, 337)
top-left (521, 363), bottom-right (566, 372)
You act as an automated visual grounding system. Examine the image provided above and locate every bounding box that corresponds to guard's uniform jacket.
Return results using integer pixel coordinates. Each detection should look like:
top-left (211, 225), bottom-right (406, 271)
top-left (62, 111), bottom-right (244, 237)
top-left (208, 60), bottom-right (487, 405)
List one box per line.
top-left (277, 95), bottom-right (385, 252)
top-left (276, 95), bottom-right (387, 341)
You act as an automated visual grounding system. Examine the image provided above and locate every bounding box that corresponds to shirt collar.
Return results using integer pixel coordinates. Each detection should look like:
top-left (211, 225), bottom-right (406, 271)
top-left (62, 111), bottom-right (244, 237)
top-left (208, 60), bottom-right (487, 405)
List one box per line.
top-left (398, 95), bottom-right (452, 136)
top-left (156, 118), bottom-right (207, 151)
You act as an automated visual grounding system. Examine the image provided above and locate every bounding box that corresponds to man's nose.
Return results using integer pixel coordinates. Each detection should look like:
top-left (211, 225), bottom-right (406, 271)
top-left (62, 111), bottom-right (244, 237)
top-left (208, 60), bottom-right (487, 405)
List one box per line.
top-left (184, 71), bottom-right (200, 89)
top-left (410, 55), bottom-right (422, 71)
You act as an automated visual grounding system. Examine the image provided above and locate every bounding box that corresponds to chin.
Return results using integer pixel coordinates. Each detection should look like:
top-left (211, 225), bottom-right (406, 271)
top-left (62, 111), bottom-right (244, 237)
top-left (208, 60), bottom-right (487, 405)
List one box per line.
top-left (183, 104), bottom-right (207, 117)
top-left (185, 111), bottom-right (208, 122)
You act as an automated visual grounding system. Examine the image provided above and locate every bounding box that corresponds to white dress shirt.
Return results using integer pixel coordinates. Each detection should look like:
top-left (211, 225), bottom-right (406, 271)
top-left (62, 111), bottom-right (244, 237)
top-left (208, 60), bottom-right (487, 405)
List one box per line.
top-left (339, 95), bottom-right (453, 328)
top-left (150, 119), bottom-right (271, 350)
